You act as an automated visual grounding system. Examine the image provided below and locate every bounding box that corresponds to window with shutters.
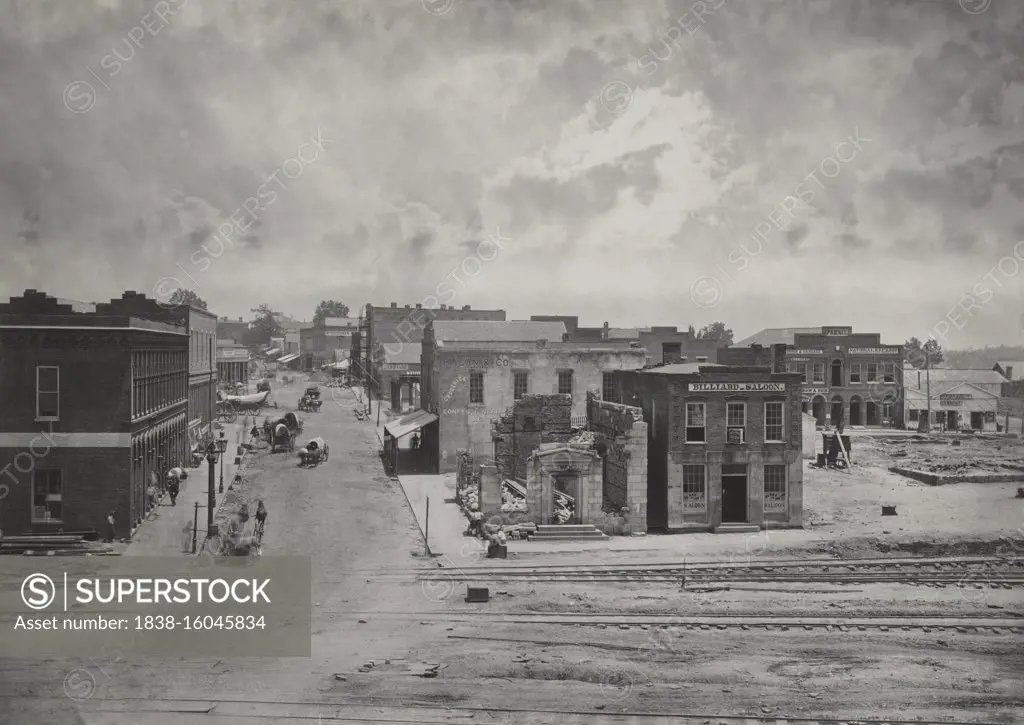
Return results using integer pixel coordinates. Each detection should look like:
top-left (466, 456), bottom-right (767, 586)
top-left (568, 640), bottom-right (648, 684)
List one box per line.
top-left (469, 371), bottom-right (484, 404)
top-left (601, 372), bottom-right (615, 401)
top-left (513, 371), bottom-right (528, 401)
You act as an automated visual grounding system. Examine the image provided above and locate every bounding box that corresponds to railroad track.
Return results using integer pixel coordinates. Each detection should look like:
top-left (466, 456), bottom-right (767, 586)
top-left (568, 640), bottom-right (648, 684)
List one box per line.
top-left (325, 610), bottom-right (1024, 632)
top-left (409, 555), bottom-right (1024, 587)
top-left (0, 695), bottom-right (1013, 725)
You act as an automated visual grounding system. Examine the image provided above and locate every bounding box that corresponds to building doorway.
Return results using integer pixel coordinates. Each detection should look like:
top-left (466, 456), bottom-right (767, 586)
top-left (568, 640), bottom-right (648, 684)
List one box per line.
top-left (721, 464), bottom-right (748, 524)
top-left (970, 411), bottom-right (983, 430)
top-left (849, 396), bottom-right (862, 426)
top-left (551, 474), bottom-right (580, 524)
top-left (947, 410), bottom-right (959, 430)
top-left (865, 401), bottom-right (878, 426)
top-left (812, 395), bottom-right (826, 426)
top-left (830, 396), bottom-right (844, 428)
top-left (831, 359), bottom-right (843, 387)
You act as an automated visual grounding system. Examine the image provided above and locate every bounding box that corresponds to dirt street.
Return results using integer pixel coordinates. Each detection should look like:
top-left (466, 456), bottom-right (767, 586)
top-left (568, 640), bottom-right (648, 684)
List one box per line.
top-left (1, 375), bottom-right (1021, 724)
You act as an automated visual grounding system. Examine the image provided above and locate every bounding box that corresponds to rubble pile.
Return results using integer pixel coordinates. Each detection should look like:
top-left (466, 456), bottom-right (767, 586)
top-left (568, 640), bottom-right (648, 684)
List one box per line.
top-left (553, 489), bottom-right (575, 523)
top-left (501, 479), bottom-right (527, 512)
top-left (568, 430), bottom-right (597, 446)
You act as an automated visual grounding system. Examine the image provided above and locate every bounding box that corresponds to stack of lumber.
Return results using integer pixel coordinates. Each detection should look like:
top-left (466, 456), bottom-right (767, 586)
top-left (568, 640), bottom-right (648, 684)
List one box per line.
top-left (1, 533), bottom-right (115, 556)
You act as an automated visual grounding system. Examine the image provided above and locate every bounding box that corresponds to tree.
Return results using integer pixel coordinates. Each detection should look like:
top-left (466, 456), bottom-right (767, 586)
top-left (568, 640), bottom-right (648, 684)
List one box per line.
top-left (312, 300), bottom-right (350, 327)
top-left (904, 337), bottom-right (944, 369)
top-left (247, 304), bottom-right (283, 345)
top-left (168, 288), bottom-right (208, 310)
top-left (696, 321), bottom-right (734, 346)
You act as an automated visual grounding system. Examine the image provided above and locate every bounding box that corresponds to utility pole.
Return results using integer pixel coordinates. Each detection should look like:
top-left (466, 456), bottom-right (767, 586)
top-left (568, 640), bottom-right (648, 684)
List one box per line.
top-left (923, 346), bottom-right (932, 433)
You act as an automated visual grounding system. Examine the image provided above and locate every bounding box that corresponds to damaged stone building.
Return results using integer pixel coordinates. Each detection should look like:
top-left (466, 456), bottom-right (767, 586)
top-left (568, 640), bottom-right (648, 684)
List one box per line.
top-left (421, 320), bottom-right (646, 472)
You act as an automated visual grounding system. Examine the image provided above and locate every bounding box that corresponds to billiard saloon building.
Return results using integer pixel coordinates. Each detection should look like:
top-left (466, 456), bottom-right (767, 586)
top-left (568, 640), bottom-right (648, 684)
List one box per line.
top-left (615, 364), bottom-right (803, 532)
top-left (729, 326), bottom-right (904, 428)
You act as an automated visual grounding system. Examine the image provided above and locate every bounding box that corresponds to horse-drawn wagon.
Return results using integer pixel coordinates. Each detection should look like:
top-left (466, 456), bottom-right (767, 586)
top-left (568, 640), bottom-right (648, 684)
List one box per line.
top-left (217, 390), bottom-right (270, 422)
top-left (297, 437), bottom-right (329, 467)
top-left (265, 412), bottom-right (302, 453)
top-left (298, 385), bottom-right (323, 412)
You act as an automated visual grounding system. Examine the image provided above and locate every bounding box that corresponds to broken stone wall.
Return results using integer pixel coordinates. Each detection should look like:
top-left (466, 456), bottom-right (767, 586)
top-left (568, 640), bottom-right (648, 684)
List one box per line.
top-left (492, 394), bottom-right (573, 482)
top-left (586, 392), bottom-right (648, 533)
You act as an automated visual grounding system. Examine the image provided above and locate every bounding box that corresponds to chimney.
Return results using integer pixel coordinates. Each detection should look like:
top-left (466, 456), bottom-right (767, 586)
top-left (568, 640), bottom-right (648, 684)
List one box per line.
top-left (602, 321), bottom-right (609, 340)
top-left (416, 303), bottom-right (422, 309)
top-left (463, 305), bottom-right (470, 311)
top-left (772, 343), bottom-right (787, 373)
top-left (391, 302), bottom-right (397, 308)
top-left (1008, 365), bottom-right (1014, 380)
top-left (238, 317), bottom-right (242, 322)
top-left (405, 304), bottom-right (410, 308)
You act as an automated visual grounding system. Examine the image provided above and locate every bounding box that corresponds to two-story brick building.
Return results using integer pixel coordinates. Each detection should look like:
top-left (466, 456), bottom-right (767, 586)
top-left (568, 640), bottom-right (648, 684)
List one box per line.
top-left (216, 316), bottom-right (249, 345)
top-left (615, 363), bottom-right (803, 532)
top-left (728, 326), bottom-right (903, 428)
top-left (300, 317), bottom-right (358, 371)
top-left (364, 302), bottom-right (506, 397)
top-left (531, 316), bottom-right (722, 365)
top-left (0, 290), bottom-right (189, 538)
top-left (419, 320), bottom-right (647, 472)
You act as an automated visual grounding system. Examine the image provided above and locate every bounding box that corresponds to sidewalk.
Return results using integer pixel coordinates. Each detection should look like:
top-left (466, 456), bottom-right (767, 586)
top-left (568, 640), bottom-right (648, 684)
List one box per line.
top-left (396, 473), bottom-right (473, 558)
top-left (124, 421), bottom-right (246, 556)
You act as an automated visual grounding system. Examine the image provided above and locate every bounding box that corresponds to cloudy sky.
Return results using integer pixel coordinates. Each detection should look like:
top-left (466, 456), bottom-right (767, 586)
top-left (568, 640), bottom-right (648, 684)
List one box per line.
top-left (1, 0), bottom-right (1022, 348)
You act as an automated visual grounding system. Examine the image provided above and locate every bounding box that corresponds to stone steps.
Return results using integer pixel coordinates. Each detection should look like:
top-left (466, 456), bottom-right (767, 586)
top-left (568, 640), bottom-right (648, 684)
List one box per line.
top-left (713, 523), bottom-right (760, 534)
top-left (532, 524), bottom-right (608, 540)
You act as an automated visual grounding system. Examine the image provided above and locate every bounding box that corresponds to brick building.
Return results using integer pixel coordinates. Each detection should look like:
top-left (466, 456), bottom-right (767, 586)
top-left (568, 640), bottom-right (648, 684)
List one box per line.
top-left (180, 307), bottom-right (218, 451)
top-left (421, 320), bottom-right (646, 472)
top-left (216, 316), bottom-right (249, 345)
top-left (728, 326), bottom-right (904, 428)
top-left (363, 302), bottom-right (506, 397)
top-left (216, 339), bottom-right (250, 384)
top-left (300, 317), bottom-right (358, 371)
top-left (375, 342), bottom-right (421, 413)
top-left (0, 290), bottom-right (189, 538)
top-left (530, 316), bottom-right (721, 364)
top-left (615, 363), bottom-right (803, 532)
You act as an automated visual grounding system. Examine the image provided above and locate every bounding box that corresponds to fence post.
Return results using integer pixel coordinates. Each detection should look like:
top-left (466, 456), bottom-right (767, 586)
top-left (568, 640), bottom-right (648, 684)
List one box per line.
top-left (425, 496), bottom-right (430, 556)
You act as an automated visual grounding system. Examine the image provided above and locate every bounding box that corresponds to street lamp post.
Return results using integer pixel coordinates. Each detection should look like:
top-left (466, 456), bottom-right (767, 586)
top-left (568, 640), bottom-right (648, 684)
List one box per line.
top-left (217, 431), bottom-right (227, 493)
top-left (205, 441), bottom-right (218, 533)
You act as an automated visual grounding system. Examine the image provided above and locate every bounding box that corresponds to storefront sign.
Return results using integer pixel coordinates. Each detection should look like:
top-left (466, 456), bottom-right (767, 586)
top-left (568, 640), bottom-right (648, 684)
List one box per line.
top-left (940, 393), bottom-right (972, 399)
top-left (801, 387), bottom-right (828, 395)
top-left (790, 349), bottom-right (824, 355)
top-left (939, 399), bottom-right (964, 406)
top-left (383, 364), bottom-right (408, 371)
top-left (788, 357), bottom-right (810, 362)
top-left (822, 327), bottom-right (852, 336)
top-left (848, 348), bottom-right (900, 355)
top-left (689, 382), bottom-right (786, 392)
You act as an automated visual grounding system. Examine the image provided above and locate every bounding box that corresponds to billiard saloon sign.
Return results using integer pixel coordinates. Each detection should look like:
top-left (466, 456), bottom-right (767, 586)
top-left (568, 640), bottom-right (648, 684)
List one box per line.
top-left (688, 382), bottom-right (786, 392)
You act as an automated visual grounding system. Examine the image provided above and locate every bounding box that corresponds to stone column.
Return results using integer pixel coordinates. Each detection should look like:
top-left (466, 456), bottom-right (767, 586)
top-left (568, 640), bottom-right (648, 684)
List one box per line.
top-left (526, 456), bottom-right (543, 522)
top-left (625, 426), bottom-right (648, 533)
top-left (706, 450), bottom-right (724, 527)
top-left (747, 451), bottom-right (764, 527)
top-left (479, 465), bottom-right (501, 518)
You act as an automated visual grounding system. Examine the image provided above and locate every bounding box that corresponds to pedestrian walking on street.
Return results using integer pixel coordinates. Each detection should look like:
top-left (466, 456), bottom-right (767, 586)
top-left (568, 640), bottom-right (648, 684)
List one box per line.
top-left (167, 476), bottom-right (179, 506)
top-left (104, 511), bottom-right (115, 543)
top-left (147, 481), bottom-right (157, 509)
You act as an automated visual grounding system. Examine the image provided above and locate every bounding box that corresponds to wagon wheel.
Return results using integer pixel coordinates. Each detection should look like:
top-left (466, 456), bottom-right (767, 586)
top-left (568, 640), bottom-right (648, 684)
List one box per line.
top-left (323, 445), bottom-right (329, 462)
